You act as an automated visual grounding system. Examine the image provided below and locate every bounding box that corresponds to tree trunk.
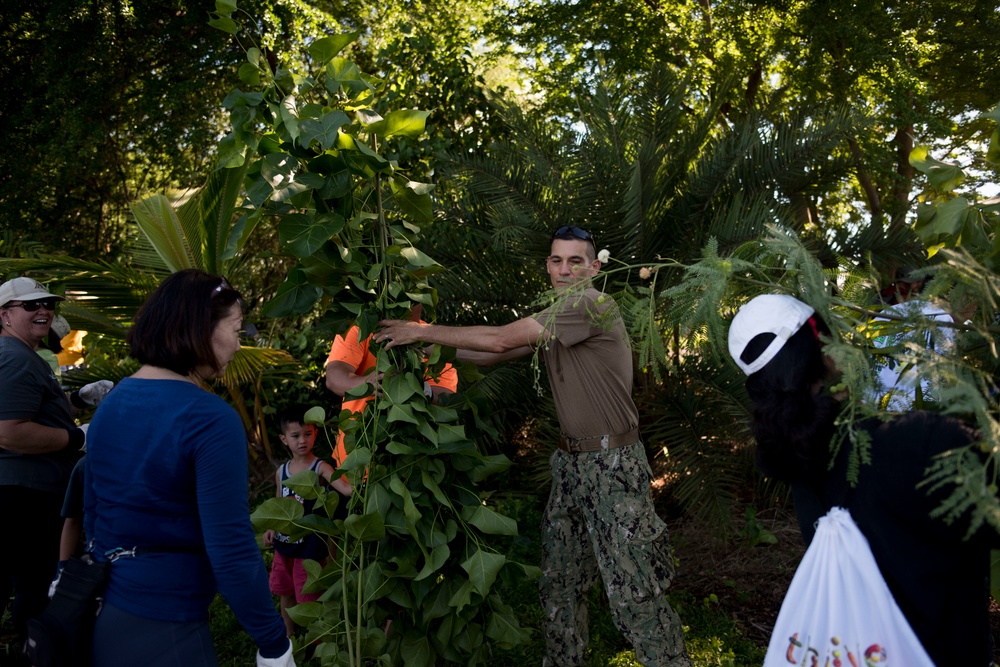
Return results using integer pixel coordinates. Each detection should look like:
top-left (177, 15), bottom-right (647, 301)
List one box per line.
top-left (888, 121), bottom-right (915, 236)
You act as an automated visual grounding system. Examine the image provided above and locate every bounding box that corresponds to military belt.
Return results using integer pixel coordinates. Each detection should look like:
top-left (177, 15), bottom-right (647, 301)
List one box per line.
top-left (557, 427), bottom-right (641, 453)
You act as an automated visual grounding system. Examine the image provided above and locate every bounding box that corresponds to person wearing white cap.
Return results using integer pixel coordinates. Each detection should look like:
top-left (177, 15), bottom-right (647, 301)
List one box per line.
top-left (727, 293), bottom-right (999, 667)
top-left (0, 277), bottom-right (86, 642)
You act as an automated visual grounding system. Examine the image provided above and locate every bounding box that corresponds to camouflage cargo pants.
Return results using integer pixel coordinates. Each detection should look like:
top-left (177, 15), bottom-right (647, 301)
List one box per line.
top-left (539, 441), bottom-right (691, 667)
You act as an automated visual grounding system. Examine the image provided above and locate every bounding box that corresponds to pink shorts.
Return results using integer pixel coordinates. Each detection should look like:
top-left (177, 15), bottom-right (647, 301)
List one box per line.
top-left (268, 551), bottom-right (321, 603)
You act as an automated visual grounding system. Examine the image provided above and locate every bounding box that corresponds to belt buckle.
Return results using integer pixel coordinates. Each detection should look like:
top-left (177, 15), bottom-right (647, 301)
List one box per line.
top-left (563, 436), bottom-right (583, 453)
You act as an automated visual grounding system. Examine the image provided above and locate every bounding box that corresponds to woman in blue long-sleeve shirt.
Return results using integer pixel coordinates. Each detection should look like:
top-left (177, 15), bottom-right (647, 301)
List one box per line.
top-left (84, 270), bottom-right (293, 667)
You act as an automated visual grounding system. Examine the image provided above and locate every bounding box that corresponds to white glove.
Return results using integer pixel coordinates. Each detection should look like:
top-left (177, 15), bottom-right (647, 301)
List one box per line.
top-left (256, 640), bottom-right (295, 667)
top-left (79, 380), bottom-right (114, 406)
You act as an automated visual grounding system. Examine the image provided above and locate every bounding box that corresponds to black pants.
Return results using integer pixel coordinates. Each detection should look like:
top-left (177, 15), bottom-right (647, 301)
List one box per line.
top-left (0, 486), bottom-right (63, 635)
top-left (92, 602), bottom-right (218, 667)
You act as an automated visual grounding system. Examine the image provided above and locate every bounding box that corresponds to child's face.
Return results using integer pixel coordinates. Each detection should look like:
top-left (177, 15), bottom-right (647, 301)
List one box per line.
top-left (280, 422), bottom-right (317, 456)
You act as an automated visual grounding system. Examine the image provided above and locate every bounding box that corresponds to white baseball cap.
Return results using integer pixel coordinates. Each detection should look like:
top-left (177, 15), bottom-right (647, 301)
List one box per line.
top-left (728, 294), bottom-right (815, 375)
top-left (0, 277), bottom-right (64, 308)
top-left (51, 315), bottom-right (71, 340)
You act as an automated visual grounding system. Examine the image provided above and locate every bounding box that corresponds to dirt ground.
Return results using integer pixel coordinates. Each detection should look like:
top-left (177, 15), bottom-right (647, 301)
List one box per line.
top-left (665, 500), bottom-right (805, 649)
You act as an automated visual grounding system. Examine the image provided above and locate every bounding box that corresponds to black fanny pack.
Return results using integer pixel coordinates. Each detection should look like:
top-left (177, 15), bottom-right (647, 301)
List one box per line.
top-left (24, 554), bottom-right (109, 667)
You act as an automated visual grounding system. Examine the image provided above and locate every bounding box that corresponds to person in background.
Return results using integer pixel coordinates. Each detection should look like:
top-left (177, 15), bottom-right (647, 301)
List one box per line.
top-left (870, 267), bottom-right (955, 410)
top-left (727, 293), bottom-right (999, 666)
top-left (374, 227), bottom-right (691, 667)
top-left (0, 277), bottom-right (87, 650)
top-left (324, 305), bottom-right (458, 476)
top-left (83, 270), bottom-right (294, 667)
top-left (263, 405), bottom-right (351, 636)
top-left (36, 314), bottom-right (70, 377)
top-left (58, 457), bottom-right (86, 562)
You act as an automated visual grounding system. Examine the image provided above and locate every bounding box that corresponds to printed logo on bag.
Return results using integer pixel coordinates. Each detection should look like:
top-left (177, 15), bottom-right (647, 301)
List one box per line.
top-left (785, 633), bottom-right (888, 666)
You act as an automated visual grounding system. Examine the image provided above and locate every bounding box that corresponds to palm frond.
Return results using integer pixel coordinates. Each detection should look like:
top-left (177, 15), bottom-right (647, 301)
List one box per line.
top-left (220, 347), bottom-right (299, 388)
top-left (130, 194), bottom-right (199, 272)
top-left (640, 360), bottom-right (756, 531)
top-left (178, 162), bottom-right (253, 274)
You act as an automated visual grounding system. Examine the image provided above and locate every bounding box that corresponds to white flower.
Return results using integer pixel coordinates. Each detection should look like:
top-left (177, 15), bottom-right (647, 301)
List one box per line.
top-left (597, 248), bottom-right (610, 263)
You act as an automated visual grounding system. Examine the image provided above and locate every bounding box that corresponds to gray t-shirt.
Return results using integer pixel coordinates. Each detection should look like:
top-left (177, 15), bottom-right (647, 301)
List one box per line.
top-left (532, 286), bottom-right (639, 438)
top-left (0, 336), bottom-right (79, 493)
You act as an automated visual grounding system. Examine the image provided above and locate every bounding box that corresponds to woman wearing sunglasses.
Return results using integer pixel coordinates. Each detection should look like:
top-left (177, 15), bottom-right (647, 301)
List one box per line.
top-left (82, 270), bottom-right (293, 667)
top-left (0, 277), bottom-right (87, 646)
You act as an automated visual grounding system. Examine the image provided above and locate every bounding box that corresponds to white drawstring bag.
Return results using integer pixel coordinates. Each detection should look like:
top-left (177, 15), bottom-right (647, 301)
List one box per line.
top-left (763, 507), bottom-right (934, 667)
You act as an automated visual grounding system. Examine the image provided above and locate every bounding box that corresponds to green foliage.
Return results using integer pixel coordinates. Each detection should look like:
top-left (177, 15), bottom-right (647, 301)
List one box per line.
top-left (669, 590), bottom-right (768, 667)
top-left (252, 395), bottom-right (539, 664)
top-left (212, 7), bottom-right (534, 663)
top-left (210, 495), bottom-right (771, 667)
top-left (910, 103), bottom-right (1000, 271)
top-left (438, 67), bottom-right (858, 527)
top-left (660, 225), bottom-right (1000, 535)
top-left (740, 508), bottom-right (778, 548)
top-left (0, 0), bottom-right (245, 257)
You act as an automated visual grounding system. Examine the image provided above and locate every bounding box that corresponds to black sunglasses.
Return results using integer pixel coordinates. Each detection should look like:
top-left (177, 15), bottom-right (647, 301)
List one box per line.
top-left (8, 298), bottom-right (59, 312)
top-left (552, 226), bottom-right (597, 251)
top-left (552, 225), bottom-right (593, 241)
top-left (212, 276), bottom-right (232, 296)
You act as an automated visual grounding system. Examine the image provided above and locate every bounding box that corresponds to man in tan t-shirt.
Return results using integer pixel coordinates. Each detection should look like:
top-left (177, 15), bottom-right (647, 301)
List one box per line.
top-left (376, 227), bottom-right (690, 667)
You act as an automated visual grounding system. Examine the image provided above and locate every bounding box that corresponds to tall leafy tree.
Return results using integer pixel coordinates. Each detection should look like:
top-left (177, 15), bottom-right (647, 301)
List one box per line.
top-left (206, 5), bottom-right (536, 661)
top-left (0, 0), bottom-right (242, 255)
top-left (485, 0), bottom-right (1000, 275)
top-left (0, 0), bottom-right (507, 260)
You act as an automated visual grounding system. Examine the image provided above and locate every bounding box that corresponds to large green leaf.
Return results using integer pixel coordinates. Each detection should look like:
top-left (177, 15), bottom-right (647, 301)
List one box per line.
top-left (420, 470), bottom-right (453, 509)
top-left (468, 454), bottom-right (513, 482)
top-left (344, 512), bottom-right (385, 541)
top-left (913, 196), bottom-right (981, 250)
top-left (280, 469), bottom-right (321, 499)
top-left (909, 146), bottom-right (966, 193)
top-left (460, 549), bottom-right (506, 596)
top-left (366, 110), bottom-right (430, 139)
top-left (337, 445), bottom-right (372, 472)
top-left (308, 33), bottom-right (359, 64)
top-left (249, 497), bottom-right (303, 531)
top-left (414, 544), bottom-right (450, 581)
top-left (485, 605), bottom-right (531, 650)
top-left (285, 601), bottom-right (323, 626)
top-left (299, 110), bottom-right (351, 151)
top-left (392, 178), bottom-right (435, 223)
top-left (382, 371), bottom-right (420, 404)
top-left (262, 268), bottom-right (322, 317)
top-left (278, 212), bottom-right (346, 258)
top-left (461, 504), bottom-right (518, 536)
top-left (401, 632), bottom-right (433, 667)
top-left (400, 246), bottom-right (439, 270)
top-left (387, 404), bottom-right (419, 425)
top-left (389, 474), bottom-right (422, 533)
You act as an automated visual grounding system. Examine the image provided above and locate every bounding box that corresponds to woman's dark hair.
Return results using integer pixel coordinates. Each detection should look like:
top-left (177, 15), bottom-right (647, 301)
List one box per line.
top-left (745, 316), bottom-right (841, 481)
top-left (127, 269), bottom-right (242, 377)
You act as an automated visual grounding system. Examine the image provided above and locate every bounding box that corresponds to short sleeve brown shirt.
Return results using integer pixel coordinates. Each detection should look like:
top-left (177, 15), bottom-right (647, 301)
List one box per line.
top-left (532, 287), bottom-right (639, 438)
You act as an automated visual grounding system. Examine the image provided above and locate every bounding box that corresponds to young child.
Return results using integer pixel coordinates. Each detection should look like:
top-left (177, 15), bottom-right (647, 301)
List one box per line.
top-left (263, 405), bottom-right (351, 635)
